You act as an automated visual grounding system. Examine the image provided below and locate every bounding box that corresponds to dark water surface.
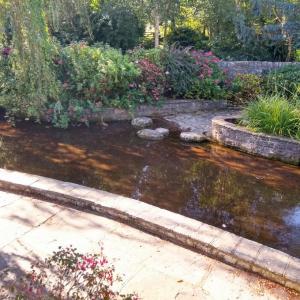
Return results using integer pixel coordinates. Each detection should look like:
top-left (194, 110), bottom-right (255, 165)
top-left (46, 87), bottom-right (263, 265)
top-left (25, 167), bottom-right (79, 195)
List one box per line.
top-left (0, 121), bottom-right (299, 257)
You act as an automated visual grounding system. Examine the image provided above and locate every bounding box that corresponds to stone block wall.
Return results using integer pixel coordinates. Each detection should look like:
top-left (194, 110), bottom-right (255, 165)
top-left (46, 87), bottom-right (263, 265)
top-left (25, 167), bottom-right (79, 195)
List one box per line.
top-left (212, 116), bottom-right (300, 166)
top-left (217, 61), bottom-right (300, 78)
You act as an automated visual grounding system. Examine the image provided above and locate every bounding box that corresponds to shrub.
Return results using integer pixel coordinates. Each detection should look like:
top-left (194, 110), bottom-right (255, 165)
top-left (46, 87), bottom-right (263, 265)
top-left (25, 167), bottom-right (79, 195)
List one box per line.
top-left (185, 51), bottom-right (228, 100)
top-left (166, 27), bottom-right (209, 50)
top-left (48, 44), bottom-right (165, 127)
top-left (47, 43), bottom-right (144, 127)
top-left (11, 246), bottom-right (139, 300)
top-left (59, 43), bottom-right (140, 103)
top-left (128, 47), bottom-right (165, 67)
top-left (229, 74), bottom-right (262, 105)
top-left (241, 95), bottom-right (300, 140)
top-left (264, 65), bottom-right (300, 98)
top-left (163, 46), bottom-right (199, 97)
top-left (135, 58), bottom-right (166, 101)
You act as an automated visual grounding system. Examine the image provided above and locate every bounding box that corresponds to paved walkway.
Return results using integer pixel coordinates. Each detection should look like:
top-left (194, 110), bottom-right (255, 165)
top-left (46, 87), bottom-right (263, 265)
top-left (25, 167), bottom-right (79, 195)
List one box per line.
top-left (0, 191), bottom-right (298, 299)
top-left (165, 109), bottom-right (241, 135)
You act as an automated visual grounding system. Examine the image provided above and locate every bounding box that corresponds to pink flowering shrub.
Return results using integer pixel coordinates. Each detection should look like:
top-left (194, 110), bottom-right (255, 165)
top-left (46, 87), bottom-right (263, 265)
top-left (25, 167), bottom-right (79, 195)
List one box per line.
top-left (12, 246), bottom-right (139, 300)
top-left (135, 59), bottom-right (165, 101)
top-left (185, 50), bottom-right (228, 100)
top-left (190, 50), bottom-right (221, 79)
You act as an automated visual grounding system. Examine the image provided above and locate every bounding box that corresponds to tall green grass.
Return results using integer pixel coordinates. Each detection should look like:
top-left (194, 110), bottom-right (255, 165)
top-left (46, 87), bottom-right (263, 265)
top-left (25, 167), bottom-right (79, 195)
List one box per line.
top-left (241, 95), bottom-right (300, 140)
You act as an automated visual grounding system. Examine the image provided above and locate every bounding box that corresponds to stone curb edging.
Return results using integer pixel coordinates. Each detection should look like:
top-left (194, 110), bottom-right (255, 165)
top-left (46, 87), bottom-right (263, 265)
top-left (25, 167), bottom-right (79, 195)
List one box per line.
top-left (91, 99), bottom-right (228, 122)
top-left (212, 116), bottom-right (300, 166)
top-left (0, 168), bottom-right (299, 292)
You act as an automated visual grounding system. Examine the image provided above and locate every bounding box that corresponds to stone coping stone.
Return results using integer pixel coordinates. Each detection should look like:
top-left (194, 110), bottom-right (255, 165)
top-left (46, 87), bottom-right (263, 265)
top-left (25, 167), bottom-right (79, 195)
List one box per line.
top-left (90, 99), bottom-right (227, 122)
top-left (0, 168), bottom-right (299, 292)
top-left (212, 116), bottom-right (300, 166)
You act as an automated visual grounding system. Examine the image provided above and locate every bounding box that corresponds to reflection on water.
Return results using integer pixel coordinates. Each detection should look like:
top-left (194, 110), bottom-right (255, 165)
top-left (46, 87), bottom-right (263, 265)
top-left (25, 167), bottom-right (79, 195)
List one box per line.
top-left (0, 121), bottom-right (299, 257)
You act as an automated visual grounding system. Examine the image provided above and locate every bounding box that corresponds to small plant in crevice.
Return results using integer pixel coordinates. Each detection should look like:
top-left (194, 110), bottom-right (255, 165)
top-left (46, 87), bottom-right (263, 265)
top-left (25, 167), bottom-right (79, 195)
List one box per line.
top-left (9, 246), bottom-right (140, 300)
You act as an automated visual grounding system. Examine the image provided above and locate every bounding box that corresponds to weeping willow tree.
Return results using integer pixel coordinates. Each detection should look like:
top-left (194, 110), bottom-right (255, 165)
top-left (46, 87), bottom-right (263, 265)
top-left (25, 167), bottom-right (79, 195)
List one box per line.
top-left (0, 0), bottom-right (91, 120)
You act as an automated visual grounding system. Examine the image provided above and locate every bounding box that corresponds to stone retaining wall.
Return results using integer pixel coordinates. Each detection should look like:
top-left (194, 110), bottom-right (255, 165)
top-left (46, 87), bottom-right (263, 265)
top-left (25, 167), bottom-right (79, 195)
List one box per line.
top-left (0, 168), bottom-right (299, 292)
top-left (212, 116), bottom-right (300, 165)
top-left (217, 61), bottom-right (300, 78)
top-left (92, 99), bottom-right (227, 122)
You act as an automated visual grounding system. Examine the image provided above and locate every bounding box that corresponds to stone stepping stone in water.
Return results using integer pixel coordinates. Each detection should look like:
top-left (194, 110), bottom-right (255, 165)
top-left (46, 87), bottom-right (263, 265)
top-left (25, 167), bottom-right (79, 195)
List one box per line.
top-left (180, 132), bottom-right (207, 143)
top-left (155, 128), bottom-right (169, 137)
top-left (131, 117), bottom-right (153, 129)
top-left (137, 128), bottom-right (169, 141)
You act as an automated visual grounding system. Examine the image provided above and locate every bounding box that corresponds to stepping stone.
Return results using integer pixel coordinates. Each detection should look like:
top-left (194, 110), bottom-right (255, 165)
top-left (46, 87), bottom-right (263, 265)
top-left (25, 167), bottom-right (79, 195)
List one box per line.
top-left (155, 128), bottom-right (169, 137)
top-left (131, 117), bottom-right (153, 129)
top-left (137, 129), bottom-right (165, 141)
top-left (180, 132), bottom-right (207, 143)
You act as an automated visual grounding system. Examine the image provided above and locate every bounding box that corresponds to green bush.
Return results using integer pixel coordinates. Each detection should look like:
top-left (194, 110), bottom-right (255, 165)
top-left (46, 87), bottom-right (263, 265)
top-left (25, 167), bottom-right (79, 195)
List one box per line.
top-left (128, 47), bottom-right (165, 67)
top-left (264, 65), bottom-right (300, 98)
top-left (49, 43), bottom-right (143, 127)
top-left (229, 74), bottom-right (262, 105)
top-left (186, 77), bottom-right (227, 100)
top-left (163, 46), bottom-right (199, 97)
top-left (166, 27), bottom-right (209, 50)
top-left (241, 95), bottom-right (300, 140)
top-left (59, 43), bottom-right (140, 103)
top-left (184, 51), bottom-right (228, 100)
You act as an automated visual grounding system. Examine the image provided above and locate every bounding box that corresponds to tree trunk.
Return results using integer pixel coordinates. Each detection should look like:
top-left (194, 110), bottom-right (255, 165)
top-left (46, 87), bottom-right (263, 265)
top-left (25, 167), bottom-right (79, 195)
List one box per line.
top-left (154, 12), bottom-right (160, 48)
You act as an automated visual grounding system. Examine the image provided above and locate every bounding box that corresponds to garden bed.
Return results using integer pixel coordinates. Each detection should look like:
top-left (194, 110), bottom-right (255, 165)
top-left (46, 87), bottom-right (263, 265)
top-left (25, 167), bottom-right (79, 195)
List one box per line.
top-left (212, 116), bottom-right (300, 165)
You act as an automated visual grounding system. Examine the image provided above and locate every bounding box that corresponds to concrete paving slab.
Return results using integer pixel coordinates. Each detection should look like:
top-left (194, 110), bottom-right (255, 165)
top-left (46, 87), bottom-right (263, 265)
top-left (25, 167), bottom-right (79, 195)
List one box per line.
top-left (0, 191), bottom-right (299, 299)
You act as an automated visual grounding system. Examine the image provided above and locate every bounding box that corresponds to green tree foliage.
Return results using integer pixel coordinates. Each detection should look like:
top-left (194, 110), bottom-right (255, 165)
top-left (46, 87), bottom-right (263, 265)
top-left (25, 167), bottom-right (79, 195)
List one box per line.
top-left (0, 0), bottom-right (91, 120)
top-left (173, 0), bottom-right (300, 61)
top-left (91, 5), bottom-right (145, 51)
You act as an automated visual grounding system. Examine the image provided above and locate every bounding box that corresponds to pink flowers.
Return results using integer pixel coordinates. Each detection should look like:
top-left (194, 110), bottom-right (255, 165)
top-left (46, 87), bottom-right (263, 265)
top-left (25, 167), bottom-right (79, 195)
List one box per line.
top-left (1, 47), bottom-right (12, 57)
top-left (136, 59), bottom-right (165, 101)
top-left (190, 50), bottom-right (221, 80)
top-left (14, 246), bottom-right (139, 300)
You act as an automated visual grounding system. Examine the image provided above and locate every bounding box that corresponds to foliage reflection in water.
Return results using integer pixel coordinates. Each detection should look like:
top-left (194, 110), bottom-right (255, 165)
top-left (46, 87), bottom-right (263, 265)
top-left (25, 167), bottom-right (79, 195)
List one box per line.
top-left (0, 121), bottom-right (299, 257)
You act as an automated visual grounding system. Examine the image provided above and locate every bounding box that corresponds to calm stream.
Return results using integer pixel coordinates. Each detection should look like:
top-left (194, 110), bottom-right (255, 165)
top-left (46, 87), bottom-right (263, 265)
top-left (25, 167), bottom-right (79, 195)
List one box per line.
top-left (0, 120), bottom-right (299, 257)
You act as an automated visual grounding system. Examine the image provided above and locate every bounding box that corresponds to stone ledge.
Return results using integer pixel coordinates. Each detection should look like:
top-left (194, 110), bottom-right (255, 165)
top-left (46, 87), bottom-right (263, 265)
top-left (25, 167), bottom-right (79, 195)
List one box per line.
top-left (212, 116), bottom-right (300, 165)
top-left (0, 168), bottom-right (299, 292)
top-left (91, 99), bottom-right (227, 122)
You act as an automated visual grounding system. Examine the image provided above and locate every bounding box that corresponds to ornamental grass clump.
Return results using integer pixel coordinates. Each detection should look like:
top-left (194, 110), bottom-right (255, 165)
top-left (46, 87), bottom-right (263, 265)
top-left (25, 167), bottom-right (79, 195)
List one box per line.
top-left (241, 95), bottom-right (300, 140)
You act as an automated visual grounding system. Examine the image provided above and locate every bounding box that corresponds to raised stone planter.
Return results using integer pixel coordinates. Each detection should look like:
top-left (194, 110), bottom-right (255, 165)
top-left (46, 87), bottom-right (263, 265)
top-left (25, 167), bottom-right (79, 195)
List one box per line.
top-left (212, 116), bottom-right (300, 165)
top-left (0, 168), bottom-right (299, 292)
top-left (89, 99), bottom-right (227, 122)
